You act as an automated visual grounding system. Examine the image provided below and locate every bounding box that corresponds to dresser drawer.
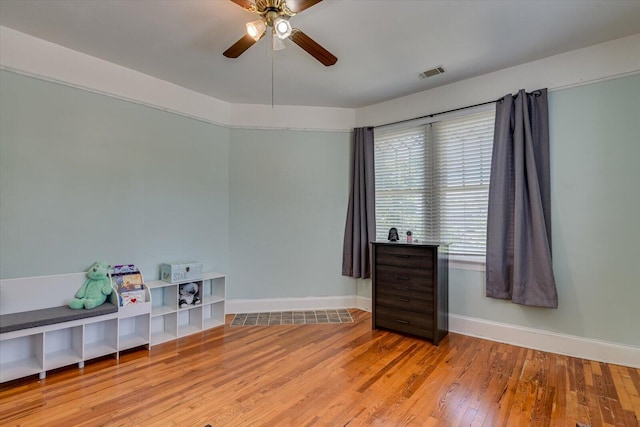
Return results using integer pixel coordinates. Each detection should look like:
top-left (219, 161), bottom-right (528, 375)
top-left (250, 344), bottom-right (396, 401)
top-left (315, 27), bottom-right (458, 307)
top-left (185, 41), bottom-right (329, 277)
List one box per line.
top-left (376, 286), bottom-right (433, 313)
top-left (375, 264), bottom-right (434, 292)
top-left (375, 306), bottom-right (433, 339)
top-left (375, 245), bottom-right (434, 269)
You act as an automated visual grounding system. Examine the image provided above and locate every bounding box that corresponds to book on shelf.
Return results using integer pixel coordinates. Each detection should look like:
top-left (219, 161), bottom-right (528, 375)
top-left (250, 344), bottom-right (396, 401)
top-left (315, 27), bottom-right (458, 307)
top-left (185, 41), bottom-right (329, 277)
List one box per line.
top-left (120, 289), bottom-right (146, 306)
top-left (110, 264), bottom-right (146, 305)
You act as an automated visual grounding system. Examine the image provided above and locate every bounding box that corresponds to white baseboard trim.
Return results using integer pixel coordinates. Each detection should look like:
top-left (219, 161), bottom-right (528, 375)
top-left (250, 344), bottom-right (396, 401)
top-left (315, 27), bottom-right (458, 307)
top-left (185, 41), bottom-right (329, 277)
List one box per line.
top-left (226, 295), bottom-right (357, 314)
top-left (449, 314), bottom-right (640, 369)
top-left (355, 296), bottom-right (372, 313)
top-left (225, 296), bottom-right (639, 368)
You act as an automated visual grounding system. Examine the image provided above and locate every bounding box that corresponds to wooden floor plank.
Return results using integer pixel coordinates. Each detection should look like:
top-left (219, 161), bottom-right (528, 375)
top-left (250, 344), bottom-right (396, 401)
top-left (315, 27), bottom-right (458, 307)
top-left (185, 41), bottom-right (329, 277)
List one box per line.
top-left (0, 310), bottom-right (638, 426)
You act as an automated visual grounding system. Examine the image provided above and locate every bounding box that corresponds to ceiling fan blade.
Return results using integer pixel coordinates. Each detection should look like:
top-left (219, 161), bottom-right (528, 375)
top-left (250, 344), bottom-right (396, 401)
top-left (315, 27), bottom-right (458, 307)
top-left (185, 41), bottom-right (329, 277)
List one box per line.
top-left (285, 0), bottom-right (322, 13)
top-left (290, 29), bottom-right (337, 66)
top-left (223, 34), bottom-right (259, 58)
top-left (229, 0), bottom-right (254, 10)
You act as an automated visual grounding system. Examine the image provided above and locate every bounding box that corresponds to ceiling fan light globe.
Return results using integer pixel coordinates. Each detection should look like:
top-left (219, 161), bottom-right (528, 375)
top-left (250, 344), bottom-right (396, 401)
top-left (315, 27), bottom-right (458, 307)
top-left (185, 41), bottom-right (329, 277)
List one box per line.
top-left (272, 33), bottom-right (287, 51)
top-left (246, 19), bottom-right (266, 41)
top-left (274, 18), bottom-right (292, 39)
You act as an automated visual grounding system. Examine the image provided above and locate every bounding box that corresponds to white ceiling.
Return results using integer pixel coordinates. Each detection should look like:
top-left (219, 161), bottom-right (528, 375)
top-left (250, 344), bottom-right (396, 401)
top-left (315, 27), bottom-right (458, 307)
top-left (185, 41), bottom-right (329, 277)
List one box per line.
top-left (1, 0), bottom-right (639, 109)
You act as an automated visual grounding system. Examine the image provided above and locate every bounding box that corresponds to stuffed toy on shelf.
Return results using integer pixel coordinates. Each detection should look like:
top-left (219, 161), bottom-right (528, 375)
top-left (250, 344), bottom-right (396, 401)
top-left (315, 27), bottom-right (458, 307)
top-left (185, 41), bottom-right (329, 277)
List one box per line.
top-left (179, 282), bottom-right (200, 308)
top-left (69, 261), bottom-right (113, 310)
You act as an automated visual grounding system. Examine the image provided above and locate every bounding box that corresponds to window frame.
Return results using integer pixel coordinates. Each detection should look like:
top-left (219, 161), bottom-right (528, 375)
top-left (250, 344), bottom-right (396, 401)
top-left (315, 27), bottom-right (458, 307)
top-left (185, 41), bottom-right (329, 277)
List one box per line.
top-left (374, 104), bottom-right (495, 270)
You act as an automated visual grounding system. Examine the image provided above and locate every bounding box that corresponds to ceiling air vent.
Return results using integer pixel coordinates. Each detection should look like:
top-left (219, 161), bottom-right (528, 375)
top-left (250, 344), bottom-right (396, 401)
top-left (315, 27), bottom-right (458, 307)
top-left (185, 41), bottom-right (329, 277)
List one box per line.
top-left (418, 66), bottom-right (445, 79)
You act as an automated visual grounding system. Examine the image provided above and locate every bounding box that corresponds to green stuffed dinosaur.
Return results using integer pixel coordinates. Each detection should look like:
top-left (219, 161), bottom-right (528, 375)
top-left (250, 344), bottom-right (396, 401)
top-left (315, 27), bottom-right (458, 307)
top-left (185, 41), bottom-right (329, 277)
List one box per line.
top-left (69, 261), bottom-right (113, 309)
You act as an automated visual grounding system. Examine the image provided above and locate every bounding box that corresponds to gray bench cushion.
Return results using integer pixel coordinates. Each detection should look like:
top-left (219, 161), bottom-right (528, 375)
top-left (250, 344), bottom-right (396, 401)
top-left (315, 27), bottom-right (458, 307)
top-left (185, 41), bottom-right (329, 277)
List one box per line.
top-left (0, 302), bottom-right (118, 334)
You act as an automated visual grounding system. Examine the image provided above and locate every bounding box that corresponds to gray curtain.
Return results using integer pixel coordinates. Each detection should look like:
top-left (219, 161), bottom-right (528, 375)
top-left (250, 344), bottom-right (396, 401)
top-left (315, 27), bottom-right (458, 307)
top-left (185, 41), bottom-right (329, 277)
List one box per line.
top-left (486, 89), bottom-right (558, 308)
top-left (342, 127), bottom-right (375, 279)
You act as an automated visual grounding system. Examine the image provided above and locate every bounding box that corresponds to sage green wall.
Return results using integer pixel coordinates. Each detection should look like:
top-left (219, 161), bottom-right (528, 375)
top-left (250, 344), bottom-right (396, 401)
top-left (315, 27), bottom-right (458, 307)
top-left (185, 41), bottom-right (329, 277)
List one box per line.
top-left (3, 68), bottom-right (638, 347)
top-left (0, 70), bottom-right (355, 299)
top-left (0, 71), bottom-right (230, 279)
top-left (447, 74), bottom-right (640, 347)
top-left (228, 128), bottom-right (355, 299)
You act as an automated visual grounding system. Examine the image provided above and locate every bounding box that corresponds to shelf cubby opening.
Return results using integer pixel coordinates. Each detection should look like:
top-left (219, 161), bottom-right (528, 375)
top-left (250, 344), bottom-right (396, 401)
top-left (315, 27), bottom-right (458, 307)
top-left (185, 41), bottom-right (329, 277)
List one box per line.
top-left (150, 285), bottom-right (177, 316)
top-left (83, 319), bottom-right (118, 361)
top-left (0, 334), bottom-right (44, 383)
top-left (150, 312), bottom-right (177, 345)
top-left (177, 306), bottom-right (202, 338)
top-left (44, 326), bottom-right (83, 370)
top-left (201, 277), bottom-right (225, 305)
top-left (203, 301), bottom-right (225, 330)
top-left (119, 314), bottom-right (150, 351)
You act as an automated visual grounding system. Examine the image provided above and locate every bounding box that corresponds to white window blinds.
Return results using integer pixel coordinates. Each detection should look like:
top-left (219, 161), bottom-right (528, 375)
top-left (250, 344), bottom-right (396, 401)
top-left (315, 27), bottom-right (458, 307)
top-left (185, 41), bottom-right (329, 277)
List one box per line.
top-left (374, 109), bottom-right (495, 256)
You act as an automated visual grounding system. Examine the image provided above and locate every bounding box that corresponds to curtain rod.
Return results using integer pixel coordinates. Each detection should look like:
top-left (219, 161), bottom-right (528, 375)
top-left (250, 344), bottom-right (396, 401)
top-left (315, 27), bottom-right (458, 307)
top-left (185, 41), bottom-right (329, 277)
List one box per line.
top-left (374, 89), bottom-right (542, 129)
top-left (373, 99), bottom-right (498, 129)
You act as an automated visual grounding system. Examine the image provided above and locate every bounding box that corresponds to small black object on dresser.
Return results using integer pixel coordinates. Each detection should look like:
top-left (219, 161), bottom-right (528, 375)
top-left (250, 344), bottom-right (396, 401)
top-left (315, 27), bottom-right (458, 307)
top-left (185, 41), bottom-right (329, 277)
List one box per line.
top-left (371, 241), bottom-right (449, 345)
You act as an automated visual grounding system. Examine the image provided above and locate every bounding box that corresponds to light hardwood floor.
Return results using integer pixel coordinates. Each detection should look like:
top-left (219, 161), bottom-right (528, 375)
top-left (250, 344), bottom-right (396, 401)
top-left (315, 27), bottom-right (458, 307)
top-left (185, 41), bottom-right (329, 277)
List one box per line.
top-left (1, 310), bottom-right (638, 426)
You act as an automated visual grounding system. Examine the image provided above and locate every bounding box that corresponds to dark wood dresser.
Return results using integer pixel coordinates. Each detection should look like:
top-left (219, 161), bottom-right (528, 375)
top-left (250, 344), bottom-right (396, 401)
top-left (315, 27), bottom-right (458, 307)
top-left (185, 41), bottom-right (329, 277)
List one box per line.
top-left (371, 242), bottom-right (449, 345)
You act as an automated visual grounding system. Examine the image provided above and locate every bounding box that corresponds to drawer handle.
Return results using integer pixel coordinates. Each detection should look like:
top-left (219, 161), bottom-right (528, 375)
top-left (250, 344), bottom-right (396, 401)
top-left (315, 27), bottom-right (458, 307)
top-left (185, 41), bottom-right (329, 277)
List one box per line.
top-left (393, 286), bottom-right (409, 291)
top-left (396, 255), bottom-right (410, 258)
top-left (395, 319), bottom-right (409, 324)
top-left (397, 298), bottom-right (410, 302)
top-left (395, 276), bottom-right (410, 281)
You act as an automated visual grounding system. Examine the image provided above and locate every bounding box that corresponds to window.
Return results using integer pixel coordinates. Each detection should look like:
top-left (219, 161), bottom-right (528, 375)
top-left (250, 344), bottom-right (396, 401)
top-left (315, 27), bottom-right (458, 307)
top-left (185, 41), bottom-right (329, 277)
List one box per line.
top-left (374, 107), bottom-right (495, 258)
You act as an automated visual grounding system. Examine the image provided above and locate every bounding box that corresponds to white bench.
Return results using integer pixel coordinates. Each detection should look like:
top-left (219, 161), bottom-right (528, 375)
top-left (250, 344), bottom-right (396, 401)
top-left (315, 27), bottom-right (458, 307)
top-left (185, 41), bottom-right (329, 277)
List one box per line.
top-left (0, 273), bottom-right (150, 383)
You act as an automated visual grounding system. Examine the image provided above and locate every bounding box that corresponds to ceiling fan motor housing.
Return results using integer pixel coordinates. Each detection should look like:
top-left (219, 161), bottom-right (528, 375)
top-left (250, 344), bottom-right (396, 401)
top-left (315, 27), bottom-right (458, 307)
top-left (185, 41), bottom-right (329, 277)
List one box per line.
top-left (255, 0), bottom-right (296, 25)
top-left (224, 0), bottom-right (337, 66)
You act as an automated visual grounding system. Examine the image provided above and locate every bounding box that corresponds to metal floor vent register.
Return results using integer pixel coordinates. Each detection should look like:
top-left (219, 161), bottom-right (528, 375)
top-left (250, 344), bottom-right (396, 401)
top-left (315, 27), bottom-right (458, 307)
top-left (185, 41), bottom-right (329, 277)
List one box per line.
top-left (231, 309), bottom-right (353, 326)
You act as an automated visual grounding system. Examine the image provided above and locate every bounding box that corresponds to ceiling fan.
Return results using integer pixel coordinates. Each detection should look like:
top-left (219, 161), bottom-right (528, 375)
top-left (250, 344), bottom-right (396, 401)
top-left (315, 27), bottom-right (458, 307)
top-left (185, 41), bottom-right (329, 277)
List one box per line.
top-left (223, 0), bottom-right (338, 66)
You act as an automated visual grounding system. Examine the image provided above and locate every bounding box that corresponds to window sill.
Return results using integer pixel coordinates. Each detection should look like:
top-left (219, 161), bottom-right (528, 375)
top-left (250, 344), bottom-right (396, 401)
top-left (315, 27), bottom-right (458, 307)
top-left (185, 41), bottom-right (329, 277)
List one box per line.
top-left (449, 255), bottom-right (486, 271)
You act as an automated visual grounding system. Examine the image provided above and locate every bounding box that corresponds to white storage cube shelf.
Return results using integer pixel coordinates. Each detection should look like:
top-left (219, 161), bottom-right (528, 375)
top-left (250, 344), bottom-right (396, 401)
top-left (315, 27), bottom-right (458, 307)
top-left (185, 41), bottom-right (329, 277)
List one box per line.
top-left (0, 271), bottom-right (224, 383)
top-left (0, 313), bottom-right (119, 383)
top-left (147, 272), bottom-right (226, 346)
